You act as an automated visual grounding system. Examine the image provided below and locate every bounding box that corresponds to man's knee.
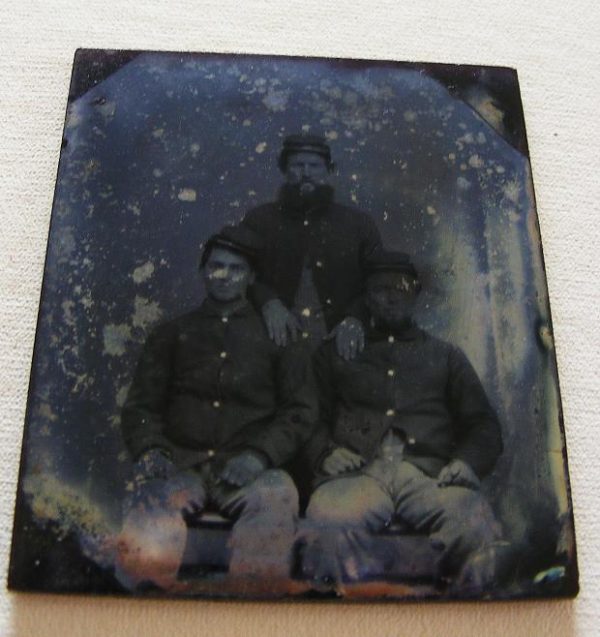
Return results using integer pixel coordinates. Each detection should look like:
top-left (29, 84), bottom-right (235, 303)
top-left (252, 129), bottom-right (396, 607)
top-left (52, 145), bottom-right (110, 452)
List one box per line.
top-left (160, 470), bottom-right (207, 511)
top-left (306, 476), bottom-right (391, 528)
top-left (306, 483), bottom-right (349, 524)
top-left (438, 486), bottom-right (501, 545)
top-left (117, 486), bottom-right (191, 590)
top-left (243, 469), bottom-right (299, 514)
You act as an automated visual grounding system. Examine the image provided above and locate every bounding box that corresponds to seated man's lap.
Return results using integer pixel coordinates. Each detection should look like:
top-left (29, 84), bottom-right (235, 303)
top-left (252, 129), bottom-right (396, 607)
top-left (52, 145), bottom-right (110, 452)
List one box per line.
top-left (306, 460), bottom-right (497, 537)
top-left (388, 462), bottom-right (487, 529)
top-left (213, 468), bottom-right (299, 521)
top-left (125, 465), bottom-right (300, 532)
top-left (125, 468), bottom-right (208, 516)
top-left (386, 461), bottom-right (499, 541)
top-left (306, 474), bottom-right (394, 531)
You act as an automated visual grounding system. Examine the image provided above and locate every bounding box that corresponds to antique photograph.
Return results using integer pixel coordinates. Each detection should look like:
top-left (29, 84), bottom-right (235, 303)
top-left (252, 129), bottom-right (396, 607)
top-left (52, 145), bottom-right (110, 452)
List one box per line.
top-left (8, 49), bottom-right (578, 600)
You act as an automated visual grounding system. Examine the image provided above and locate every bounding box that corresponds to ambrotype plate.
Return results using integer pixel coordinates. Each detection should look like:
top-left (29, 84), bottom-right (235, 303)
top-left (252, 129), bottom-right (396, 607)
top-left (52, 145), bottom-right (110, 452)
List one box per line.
top-left (9, 49), bottom-right (578, 601)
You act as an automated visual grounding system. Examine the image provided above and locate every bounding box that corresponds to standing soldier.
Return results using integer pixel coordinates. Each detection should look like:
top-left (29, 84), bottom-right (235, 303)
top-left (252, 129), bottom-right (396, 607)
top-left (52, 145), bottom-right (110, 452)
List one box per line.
top-left (117, 225), bottom-right (317, 590)
top-left (241, 133), bottom-right (381, 359)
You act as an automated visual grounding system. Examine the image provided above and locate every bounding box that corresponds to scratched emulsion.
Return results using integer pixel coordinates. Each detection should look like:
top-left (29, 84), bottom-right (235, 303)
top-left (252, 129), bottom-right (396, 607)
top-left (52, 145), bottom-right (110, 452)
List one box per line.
top-left (12, 53), bottom-right (575, 592)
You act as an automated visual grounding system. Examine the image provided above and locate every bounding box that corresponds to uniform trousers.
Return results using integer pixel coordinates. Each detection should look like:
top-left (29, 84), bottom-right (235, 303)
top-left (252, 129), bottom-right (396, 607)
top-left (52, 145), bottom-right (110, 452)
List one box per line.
top-left (302, 457), bottom-right (502, 588)
top-left (115, 465), bottom-right (298, 590)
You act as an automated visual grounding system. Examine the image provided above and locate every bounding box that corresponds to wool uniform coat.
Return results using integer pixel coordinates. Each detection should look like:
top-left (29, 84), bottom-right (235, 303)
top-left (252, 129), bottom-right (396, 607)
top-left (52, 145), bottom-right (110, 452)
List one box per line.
top-left (241, 198), bottom-right (381, 330)
top-left (121, 299), bottom-right (318, 470)
top-left (307, 322), bottom-right (503, 482)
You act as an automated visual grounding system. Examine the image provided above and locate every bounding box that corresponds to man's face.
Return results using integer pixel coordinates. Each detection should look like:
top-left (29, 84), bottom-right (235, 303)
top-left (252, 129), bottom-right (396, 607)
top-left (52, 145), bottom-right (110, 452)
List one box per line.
top-left (203, 247), bottom-right (255, 303)
top-left (365, 271), bottom-right (419, 325)
top-left (284, 151), bottom-right (330, 196)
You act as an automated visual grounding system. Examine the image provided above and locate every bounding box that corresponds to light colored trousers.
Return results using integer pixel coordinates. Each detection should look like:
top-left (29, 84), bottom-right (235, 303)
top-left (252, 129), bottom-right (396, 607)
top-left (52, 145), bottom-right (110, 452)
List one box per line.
top-left (115, 466), bottom-right (298, 590)
top-left (303, 458), bottom-right (502, 587)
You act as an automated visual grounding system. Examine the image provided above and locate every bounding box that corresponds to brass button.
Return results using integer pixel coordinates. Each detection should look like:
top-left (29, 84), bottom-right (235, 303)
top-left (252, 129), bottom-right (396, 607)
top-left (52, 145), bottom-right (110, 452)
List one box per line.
top-left (212, 400), bottom-right (221, 408)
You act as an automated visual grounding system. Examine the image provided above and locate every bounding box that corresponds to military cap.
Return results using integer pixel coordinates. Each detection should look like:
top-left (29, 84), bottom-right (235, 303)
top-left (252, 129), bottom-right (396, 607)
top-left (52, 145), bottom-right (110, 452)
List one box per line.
top-left (278, 133), bottom-right (333, 172)
top-left (365, 248), bottom-right (421, 290)
top-left (200, 224), bottom-right (263, 268)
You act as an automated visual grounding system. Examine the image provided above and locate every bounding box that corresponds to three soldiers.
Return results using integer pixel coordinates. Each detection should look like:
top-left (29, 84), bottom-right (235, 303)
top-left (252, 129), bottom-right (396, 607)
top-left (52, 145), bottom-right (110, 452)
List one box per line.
top-left (119, 134), bottom-right (505, 592)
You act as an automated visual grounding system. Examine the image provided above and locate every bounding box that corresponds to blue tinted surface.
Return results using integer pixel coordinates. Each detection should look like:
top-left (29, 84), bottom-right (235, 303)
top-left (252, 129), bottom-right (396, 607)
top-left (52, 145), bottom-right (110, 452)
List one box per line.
top-left (19, 53), bottom-right (570, 572)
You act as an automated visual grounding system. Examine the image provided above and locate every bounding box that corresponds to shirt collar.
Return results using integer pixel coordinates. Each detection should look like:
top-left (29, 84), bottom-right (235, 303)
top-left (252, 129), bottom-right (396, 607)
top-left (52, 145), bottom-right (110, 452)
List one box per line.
top-left (279, 200), bottom-right (331, 220)
top-left (366, 317), bottom-right (422, 342)
top-left (197, 297), bottom-right (253, 319)
top-left (277, 185), bottom-right (334, 219)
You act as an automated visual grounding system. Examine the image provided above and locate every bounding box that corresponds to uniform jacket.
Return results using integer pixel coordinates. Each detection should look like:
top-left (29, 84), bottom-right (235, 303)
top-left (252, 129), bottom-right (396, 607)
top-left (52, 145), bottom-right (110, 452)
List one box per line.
top-left (121, 299), bottom-right (318, 469)
top-left (240, 197), bottom-right (381, 330)
top-left (308, 322), bottom-right (503, 481)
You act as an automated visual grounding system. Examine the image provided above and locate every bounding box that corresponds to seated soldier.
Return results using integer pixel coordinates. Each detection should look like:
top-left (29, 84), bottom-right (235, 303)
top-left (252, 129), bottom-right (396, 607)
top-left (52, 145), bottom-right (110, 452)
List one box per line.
top-left (116, 225), bottom-right (317, 591)
top-left (302, 248), bottom-right (505, 593)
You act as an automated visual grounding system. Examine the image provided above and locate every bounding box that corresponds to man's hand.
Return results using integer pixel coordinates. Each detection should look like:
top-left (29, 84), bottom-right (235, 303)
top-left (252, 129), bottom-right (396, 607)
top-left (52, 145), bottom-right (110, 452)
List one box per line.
top-left (133, 448), bottom-right (176, 482)
top-left (322, 447), bottom-right (366, 476)
top-left (326, 317), bottom-right (365, 361)
top-left (219, 451), bottom-right (267, 488)
top-left (437, 459), bottom-right (480, 490)
top-left (262, 299), bottom-right (301, 347)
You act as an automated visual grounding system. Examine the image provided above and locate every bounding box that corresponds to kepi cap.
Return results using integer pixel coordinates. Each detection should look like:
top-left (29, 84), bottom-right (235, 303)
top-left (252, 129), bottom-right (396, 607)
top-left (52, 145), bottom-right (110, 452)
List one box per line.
top-left (278, 133), bottom-right (333, 172)
top-left (200, 224), bottom-right (262, 268)
top-left (365, 248), bottom-right (421, 291)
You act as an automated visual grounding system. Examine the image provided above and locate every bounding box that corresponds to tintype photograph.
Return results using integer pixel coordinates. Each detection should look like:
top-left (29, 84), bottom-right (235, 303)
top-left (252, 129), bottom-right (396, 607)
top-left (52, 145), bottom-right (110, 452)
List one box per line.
top-left (8, 49), bottom-right (577, 601)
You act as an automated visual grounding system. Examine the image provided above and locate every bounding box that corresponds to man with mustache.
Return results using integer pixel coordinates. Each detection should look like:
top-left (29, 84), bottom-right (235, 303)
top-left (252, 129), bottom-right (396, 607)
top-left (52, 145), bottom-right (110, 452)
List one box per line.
top-left (241, 134), bottom-right (381, 360)
top-left (117, 225), bottom-right (317, 590)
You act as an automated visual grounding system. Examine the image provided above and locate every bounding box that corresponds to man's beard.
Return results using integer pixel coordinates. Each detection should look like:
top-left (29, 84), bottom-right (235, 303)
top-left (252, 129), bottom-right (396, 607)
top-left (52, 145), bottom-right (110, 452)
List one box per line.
top-left (279, 182), bottom-right (334, 212)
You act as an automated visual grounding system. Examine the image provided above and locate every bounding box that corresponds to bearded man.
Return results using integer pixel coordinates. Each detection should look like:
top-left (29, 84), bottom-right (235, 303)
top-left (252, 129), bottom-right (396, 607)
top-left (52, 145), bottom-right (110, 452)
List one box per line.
top-left (241, 133), bottom-right (381, 360)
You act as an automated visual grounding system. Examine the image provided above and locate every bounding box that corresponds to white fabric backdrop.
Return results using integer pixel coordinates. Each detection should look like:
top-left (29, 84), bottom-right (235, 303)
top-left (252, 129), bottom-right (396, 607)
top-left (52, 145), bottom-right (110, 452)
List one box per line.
top-left (1, 1), bottom-right (598, 635)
